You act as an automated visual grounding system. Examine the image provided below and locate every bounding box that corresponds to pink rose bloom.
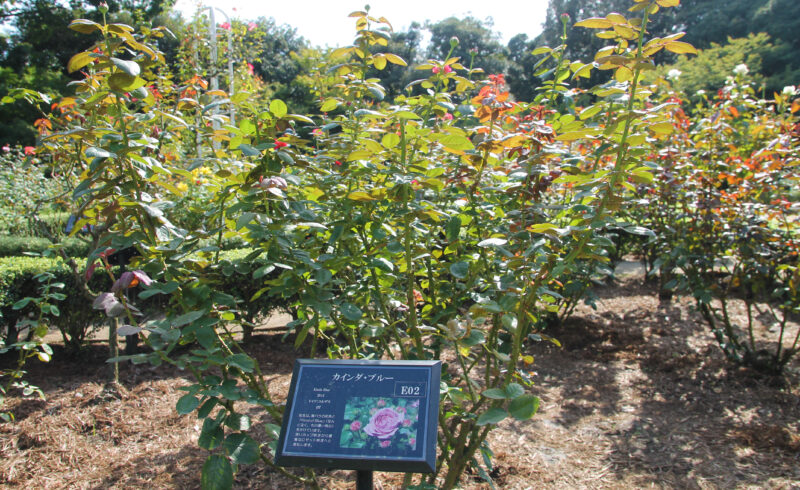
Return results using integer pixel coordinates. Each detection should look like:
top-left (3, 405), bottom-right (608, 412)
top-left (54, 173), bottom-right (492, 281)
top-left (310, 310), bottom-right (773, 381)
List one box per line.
top-left (380, 440), bottom-right (391, 448)
top-left (364, 408), bottom-right (404, 439)
top-left (247, 21), bottom-right (257, 31)
top-left (377, 399), bottom-right (386, 407)
top-left (396, 406), bottom-right (406, 414)
top-left (431, 66), bottom-right (440, 74)
top-left (2, 144), bottom-right (9, 152)
top-left (247, 63), bottom-right (254, 75)
top-left (443, 113), bottom-right (453, 121)
top-left (220, 22), bottom-right (231, 30)
top-left (402, 418), bottom-right (412, 427)
top-left (409, 437), bottom-right (416, 448)
top-left (350, 420), bottom-right (362, 431)
top-left (444, 65), bottom-right (453, 73)
top-left (411, 400), bottom-right (419, 408)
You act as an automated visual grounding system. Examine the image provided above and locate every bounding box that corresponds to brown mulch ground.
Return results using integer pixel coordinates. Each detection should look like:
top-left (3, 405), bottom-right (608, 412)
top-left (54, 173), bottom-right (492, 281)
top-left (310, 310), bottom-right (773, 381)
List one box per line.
top-left (1, 272), bottom-right (799, 489)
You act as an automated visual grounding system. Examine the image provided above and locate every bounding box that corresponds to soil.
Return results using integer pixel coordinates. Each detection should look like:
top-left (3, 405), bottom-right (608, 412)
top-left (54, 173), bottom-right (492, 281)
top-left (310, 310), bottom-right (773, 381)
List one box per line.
top-left (1, 267), bottom-right (799, 489)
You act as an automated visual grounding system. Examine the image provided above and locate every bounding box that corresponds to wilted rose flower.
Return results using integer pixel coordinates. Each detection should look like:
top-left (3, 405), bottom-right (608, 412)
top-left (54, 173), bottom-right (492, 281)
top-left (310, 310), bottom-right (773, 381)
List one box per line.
top-left (258, 176), bottom-right (288, 190)
top-left (111, 270), bottom-right (153, 293)
top-left (364, 407), bottom-right (404, 439)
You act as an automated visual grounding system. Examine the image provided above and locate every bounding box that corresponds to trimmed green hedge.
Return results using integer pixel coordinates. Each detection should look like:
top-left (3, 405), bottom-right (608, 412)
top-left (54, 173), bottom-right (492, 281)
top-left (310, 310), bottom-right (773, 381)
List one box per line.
top-left (0, 212), bottom-right (71, 238)
top-left (0, 255), bottom-right (116, 350)
top-left (0, 248), bottom-right (292, 350)
top-left (0, 236), bottom-right (91, 258)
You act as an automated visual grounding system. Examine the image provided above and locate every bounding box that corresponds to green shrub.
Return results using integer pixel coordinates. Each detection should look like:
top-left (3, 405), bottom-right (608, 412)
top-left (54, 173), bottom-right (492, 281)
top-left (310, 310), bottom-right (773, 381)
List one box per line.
top-left (0, 235), bottom-right (91, 258)
top-left (0, 255), bottom-right (110, 351)
top-left (0, 212), bottom-right (71, 238)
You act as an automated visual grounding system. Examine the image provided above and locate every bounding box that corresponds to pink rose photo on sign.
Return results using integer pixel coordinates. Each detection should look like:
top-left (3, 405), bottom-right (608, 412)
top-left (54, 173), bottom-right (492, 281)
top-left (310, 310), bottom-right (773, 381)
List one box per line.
top-left (339, 397), bottom-right (420, 453)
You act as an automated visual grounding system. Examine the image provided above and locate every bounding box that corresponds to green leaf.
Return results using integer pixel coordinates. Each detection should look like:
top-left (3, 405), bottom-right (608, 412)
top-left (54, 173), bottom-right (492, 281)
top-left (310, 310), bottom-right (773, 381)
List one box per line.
top-left (269, 99), bottom-right (288, 118)
top-left (505, 383), bottom-right (525, 399)
top-left (86, 147), bottom-right (115, 159)
top-left (219, 379), bottom-right (241, 401)
top-left (481, 388), bottom-right (507, 400)
top-left (340, 302), bottom-right (363, 322)
top-left (12, 298), bottom-right (33, 310)
top-left (227, 354), bottom-right (255, 373)
top-left (238, 144), bottom-right (261, 157)
top-left (198, 418), bottom-right (224, 450)
top-left (201, 454), bottom-right (233, 490)
top-left (445, 216), bottom-right (461, 242)
top-left (223, 433), bottom-right (260, 464)
top-left (476, 407), bottom-right (507, 426)
top-left (508, 395), bottom-right (540, 421)
top-left (176, 394), bottom-right (200, 414)
top-left (449, 261), bottom-right (469, 279)
top-left (172, 310), bottom-right (205, 328)
top-left (110, 57), bottom-right (141, 77)
top-left (224, 413), bottom-right (251, 431)
top-left (108, 73), bottom-right (146, 92)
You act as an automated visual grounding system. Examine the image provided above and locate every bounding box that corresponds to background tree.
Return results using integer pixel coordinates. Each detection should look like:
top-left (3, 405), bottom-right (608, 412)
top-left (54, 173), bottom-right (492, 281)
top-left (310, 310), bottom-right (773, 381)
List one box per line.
top-left (0, 0), bottom-right (179, 145)
top-left (426, 16), bottom-right (507, 77)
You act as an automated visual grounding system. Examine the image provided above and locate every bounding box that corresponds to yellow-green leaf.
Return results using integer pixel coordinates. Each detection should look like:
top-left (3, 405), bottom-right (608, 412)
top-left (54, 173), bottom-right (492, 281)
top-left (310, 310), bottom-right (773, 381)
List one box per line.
top-left (656, 0), bottom-right (680, 6)
top-left (606, 13), bottom-right (627, 24)
top-left (664, 41), bottom-right (697, 55)
top-left (68, 19), bottom-right (102, 34)
top-left (381, 133), bottom-right (400, 149)
top-left (649, 122), bottom-right (674, 134)
top-left (347, 150), bottom-right (372, 161)
top-left (362, 139), bottom-right (383, 154)
top-left (384, 53), bottom-right (407, 66)
top-left (347, 191), bottom-right (375, 201)
top-left (67, 51), bottom-right (94, 73)
top-left (320, 98), bottom-right (339, 112)
top-left (372, 54), bottom-right (387, 70)
top-left (615, 65), bottom-right (633, 82)
top-left (579, 104), bottom-right (603, 120)
top-left (269, 99), bottom-right (288, 118)
top-left (574, 18), bottom-right (613, 29)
